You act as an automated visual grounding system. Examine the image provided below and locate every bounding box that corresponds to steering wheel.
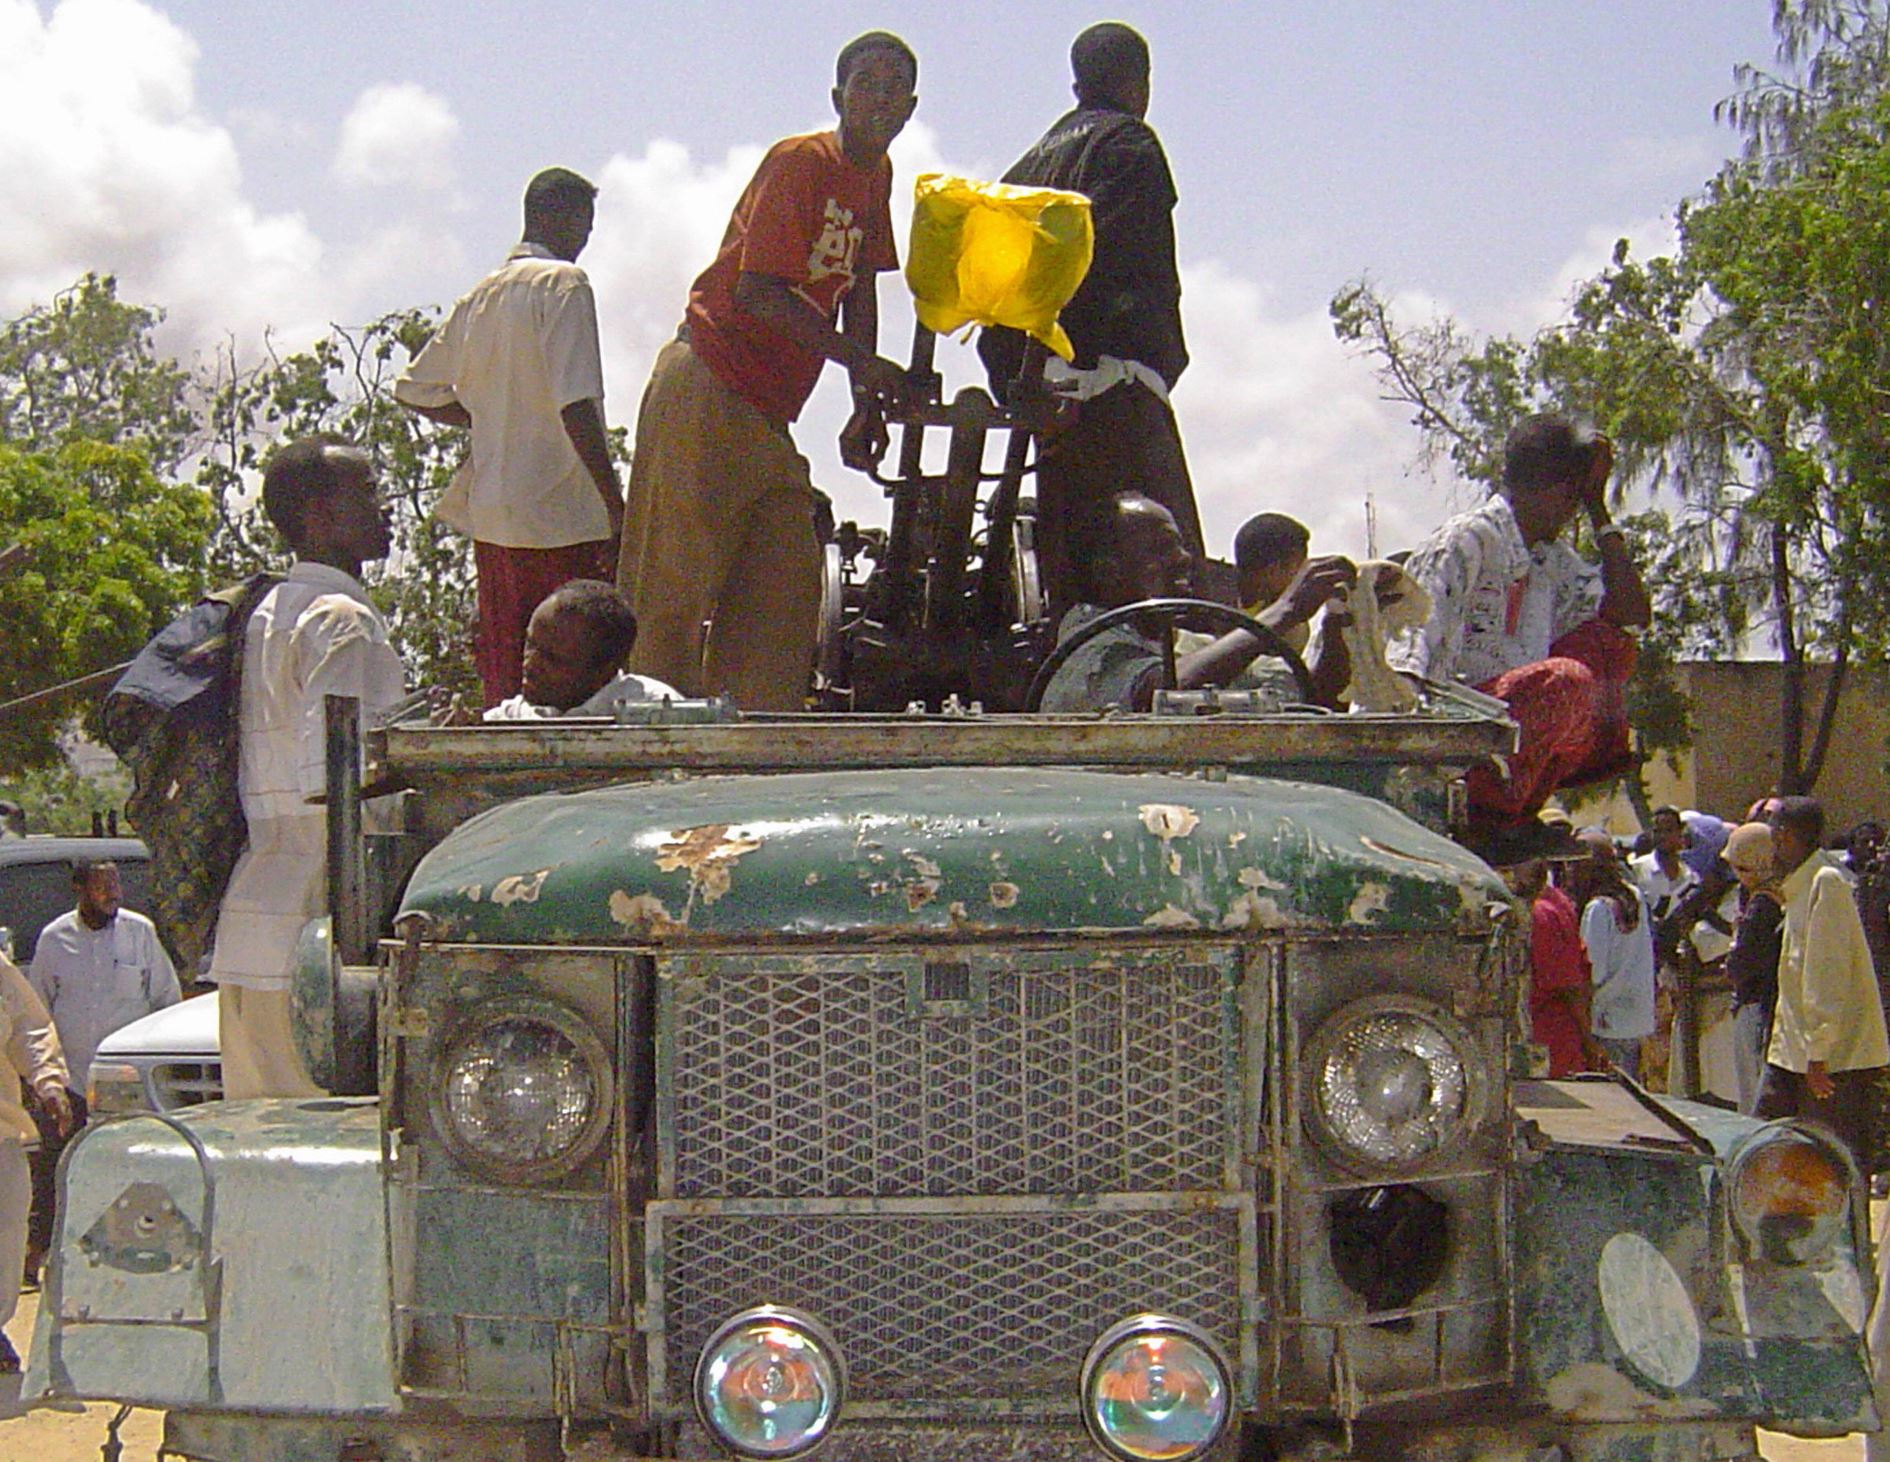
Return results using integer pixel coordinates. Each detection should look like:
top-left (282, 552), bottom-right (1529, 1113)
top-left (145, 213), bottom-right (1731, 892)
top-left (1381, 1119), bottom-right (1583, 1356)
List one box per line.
top-left (1025, 597), bottom-right (1316, 712)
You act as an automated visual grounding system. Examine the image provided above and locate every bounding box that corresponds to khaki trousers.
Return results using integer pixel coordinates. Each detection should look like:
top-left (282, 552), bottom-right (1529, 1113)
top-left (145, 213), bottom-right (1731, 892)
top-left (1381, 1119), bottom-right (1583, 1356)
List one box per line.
top-left (0, 1139), bottom-right (28, 1327)
top-left (219, 986), bottom-right (323, 1100)
top-left (616, 340), bottom-right (821, 712)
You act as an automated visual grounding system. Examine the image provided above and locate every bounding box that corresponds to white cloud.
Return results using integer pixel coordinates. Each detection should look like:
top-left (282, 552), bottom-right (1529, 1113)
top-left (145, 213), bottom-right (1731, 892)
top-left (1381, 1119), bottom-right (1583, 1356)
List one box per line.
top-left (0, 1), bottom-right (1628, 584)
top-left (1175, 260), bottom-right (1460, 562)
top-left (0, 0), bottom-right (327, 350)
top-left (333, 81), bottom-right (460, 191)
top-left (1492, 212), bottom-right (1681, 339)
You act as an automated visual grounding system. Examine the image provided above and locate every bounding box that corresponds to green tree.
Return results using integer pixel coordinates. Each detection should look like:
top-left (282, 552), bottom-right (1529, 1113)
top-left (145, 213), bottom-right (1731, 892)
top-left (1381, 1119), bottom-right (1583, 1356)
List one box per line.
top-left (0, 274), bottom-right (197, 473)
top-left (0, 441), bottom-right (212, 769)
top-left (1332, 1), bottom-right (1890, 801)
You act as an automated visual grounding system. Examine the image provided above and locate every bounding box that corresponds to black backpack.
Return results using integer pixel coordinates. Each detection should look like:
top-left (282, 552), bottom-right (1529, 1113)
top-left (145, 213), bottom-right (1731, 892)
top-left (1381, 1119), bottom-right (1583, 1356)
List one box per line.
top-left (102, 574), bottom-right (282, 975)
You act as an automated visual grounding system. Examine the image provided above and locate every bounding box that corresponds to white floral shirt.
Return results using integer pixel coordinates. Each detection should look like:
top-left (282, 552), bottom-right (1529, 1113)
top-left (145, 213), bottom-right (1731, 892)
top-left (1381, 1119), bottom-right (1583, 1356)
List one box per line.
top-left (1387, 495), bottom-right (1601, 686)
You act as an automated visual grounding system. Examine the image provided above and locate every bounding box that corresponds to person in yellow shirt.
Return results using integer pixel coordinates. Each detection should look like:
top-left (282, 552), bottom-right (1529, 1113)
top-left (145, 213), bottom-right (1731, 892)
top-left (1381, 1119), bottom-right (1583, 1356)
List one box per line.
top-left (1754, 796), bottom-right (1889, 1170)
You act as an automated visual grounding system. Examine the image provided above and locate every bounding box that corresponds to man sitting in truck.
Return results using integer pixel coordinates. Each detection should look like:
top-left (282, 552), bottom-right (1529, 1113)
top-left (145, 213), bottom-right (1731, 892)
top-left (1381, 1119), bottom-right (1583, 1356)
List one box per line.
top-left (1387, 413), bottom-right (1650, 855)
top-left (1039, 493), bottom-right (1353, 712)
top-left (484, 579), bottom-right (680, 720)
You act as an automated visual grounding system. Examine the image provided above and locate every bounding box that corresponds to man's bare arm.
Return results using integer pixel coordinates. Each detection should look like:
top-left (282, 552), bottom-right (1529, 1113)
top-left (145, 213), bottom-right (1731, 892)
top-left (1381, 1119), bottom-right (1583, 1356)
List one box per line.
top-left (1583, 437), bottom-right (1652, 628)
top-left (732, 272), bottom-right (913, 413)
top-left (560, 398), bottom-right (624, 539)
top-left (1168, 557), bottom-right (1356, 703)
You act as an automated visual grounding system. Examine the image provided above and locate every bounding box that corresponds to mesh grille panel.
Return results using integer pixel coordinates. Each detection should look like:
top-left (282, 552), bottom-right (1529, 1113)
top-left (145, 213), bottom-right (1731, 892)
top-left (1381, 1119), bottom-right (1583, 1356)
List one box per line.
top-left (666, 959), bottom-right (1232, 1197)
top-left (654, 1207), bottom-right (1244, 1406)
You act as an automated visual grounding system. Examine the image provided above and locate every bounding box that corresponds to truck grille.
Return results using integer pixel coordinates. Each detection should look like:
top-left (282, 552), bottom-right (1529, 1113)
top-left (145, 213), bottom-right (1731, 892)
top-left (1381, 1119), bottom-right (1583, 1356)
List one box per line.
top-left (660, 950), bottom-right (1238, 1198)
top-left (648, 1199), bottom-right (1250, 1409)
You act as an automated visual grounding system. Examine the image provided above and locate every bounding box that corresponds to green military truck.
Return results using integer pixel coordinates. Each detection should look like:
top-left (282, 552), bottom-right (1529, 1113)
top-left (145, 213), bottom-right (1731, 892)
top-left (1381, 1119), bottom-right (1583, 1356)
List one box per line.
top-left (22, 688), bottom-right (1880, 1462)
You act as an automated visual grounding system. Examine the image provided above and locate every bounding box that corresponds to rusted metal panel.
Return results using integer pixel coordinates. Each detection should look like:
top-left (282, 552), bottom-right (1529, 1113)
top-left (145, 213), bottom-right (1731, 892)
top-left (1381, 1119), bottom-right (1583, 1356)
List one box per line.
top-left (396, 767), bottom-right (1509, 948)
top-left (26, 1099), bottom-right (395, 1414)
top-left (375, 697), bottom-right (1515, 787)
top-left (1513, 1143), bottom-right (1876, 1436)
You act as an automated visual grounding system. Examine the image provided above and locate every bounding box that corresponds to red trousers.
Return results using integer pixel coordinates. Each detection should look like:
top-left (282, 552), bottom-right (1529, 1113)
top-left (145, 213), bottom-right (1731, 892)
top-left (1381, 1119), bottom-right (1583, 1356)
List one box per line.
top-left (474, 539), bottom-right (611, 707)
top-left (1469, 619), bottom-right (1637, 823)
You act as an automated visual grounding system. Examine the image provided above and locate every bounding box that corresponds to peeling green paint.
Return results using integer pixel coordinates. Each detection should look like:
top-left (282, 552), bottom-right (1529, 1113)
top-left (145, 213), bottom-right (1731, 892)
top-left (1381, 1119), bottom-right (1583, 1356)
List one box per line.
top-left (399, 768), bottom-right (1508, 947)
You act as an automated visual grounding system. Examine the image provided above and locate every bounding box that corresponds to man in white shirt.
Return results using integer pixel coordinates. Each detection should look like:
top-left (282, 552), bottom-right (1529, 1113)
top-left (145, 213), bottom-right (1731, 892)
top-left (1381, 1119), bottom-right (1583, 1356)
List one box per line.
top-left (24, 857), bottom-right (179, 1282)
top-left (1571, 829), bottom-right (1657, 1079)
top-left (1755, 795), bottom-right (1888, 1171)
top-left (29, 858), bottom-right (179, 1089)
top-left (207, 439), bottom-right (406, 1099)
top-left (483, 579), bottom-right (681, 720)
top-left (1388, 414), bottom-right (1650, 844)
top-left (395, 168), bottom-right (625, 708)
top-left (0, 954), bottom-right (68, 1372)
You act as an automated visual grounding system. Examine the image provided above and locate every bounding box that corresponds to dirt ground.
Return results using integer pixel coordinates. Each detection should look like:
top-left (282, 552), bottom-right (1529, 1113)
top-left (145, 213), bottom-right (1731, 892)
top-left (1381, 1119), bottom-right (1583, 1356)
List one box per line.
top-left (0, 1294), bottom-right (1868, 1462)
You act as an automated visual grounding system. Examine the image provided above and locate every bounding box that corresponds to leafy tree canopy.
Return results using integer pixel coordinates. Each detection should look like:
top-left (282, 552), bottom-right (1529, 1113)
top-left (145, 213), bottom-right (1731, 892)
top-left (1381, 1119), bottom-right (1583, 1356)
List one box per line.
top-left (0, 440), bottom-right (211, 769)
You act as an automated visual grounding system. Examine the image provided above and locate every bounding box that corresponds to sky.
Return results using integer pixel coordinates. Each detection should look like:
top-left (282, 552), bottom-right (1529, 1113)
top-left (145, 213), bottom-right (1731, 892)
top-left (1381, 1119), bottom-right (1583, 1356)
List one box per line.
top-left (0, 0), bottom-right (1784, 562)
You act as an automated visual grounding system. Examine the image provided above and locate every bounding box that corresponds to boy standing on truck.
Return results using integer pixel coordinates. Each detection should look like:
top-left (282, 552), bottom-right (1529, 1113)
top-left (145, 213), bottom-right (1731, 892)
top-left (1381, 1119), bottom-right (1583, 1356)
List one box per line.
top-left (207, 439), bottom-right (405, 1099)
top-left (616, 31), bottom-right (918, 713)
top-left (395, 168), bottom-right (625, 709)
top-left (978, 22), bottom-right (1201, 617)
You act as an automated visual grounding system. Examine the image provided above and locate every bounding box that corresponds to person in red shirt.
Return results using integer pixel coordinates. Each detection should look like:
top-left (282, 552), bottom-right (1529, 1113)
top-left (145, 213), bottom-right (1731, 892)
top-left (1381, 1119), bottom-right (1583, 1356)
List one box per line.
top-left (1509, 857), bottom-right (1597, 1076)
top-left (617, 31), bottom-right (919, 711)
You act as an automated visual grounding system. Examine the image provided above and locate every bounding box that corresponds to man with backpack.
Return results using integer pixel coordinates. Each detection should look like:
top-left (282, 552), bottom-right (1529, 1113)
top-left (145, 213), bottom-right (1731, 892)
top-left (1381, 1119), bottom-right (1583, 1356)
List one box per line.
top-left (22, 856), bottom-right (179, 1283)
top-left (206, 439), bottom-right (406, 1098)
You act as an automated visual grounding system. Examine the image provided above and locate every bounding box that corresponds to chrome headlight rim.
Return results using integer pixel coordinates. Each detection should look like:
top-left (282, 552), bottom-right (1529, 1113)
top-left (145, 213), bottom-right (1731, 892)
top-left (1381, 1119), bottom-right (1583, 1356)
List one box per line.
top-left (1080, 1312), bottom-right (1234, 1462)
top-left (1725, 1119), bottom-right (1857, 1265)
top-left (427, 995), bottom-right (613, 1183)
top-left (693, 1304), bottom-right (847, 1460)
top-left (1301, 993), bottom-right (1489, 1177)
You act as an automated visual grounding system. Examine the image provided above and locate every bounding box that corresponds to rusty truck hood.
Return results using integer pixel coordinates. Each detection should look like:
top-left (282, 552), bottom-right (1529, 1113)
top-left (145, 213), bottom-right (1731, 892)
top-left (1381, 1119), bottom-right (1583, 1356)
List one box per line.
top-left (397, 767), bottom-right (1507, 945)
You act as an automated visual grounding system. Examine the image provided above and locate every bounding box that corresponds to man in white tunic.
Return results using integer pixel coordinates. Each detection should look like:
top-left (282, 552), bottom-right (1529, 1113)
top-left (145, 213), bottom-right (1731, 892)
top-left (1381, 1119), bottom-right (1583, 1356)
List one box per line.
top-left (29, 858), bottom-right (180, 1089)
top-left (207, 440), bottom-right (406, 1099)
top-left (0, 953), bottom-right (68, 1372)
top-left (24, 856), bottom-right (179, 1280)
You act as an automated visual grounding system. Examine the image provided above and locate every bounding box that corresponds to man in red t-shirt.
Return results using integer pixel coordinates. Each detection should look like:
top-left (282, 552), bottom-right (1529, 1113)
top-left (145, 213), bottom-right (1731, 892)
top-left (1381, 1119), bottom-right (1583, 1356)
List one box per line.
top-left (1509, 858), bottom-right (1596, 1076)
top-left (617, 31), bottom-right (919, 711)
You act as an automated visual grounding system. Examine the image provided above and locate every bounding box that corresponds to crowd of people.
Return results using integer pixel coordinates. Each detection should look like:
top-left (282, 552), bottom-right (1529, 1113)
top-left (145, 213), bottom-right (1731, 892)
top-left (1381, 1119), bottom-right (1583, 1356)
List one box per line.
top-left (1513, 795), bottom-right (1890, 1177)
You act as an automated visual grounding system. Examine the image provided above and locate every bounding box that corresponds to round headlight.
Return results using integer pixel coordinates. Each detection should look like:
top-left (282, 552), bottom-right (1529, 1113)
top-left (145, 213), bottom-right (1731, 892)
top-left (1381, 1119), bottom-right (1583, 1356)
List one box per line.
top-left (1081, 1315), bottom-right (1232, 1462)
top-left (1728, 1122), bottom-right (1854, 1265)
top-left (695, 1307), bottom-right (845, 1459)
top-left (430, 998), bottom-right (611, 1182)
top-left (1303, 995), bottom-right (1486, 1175)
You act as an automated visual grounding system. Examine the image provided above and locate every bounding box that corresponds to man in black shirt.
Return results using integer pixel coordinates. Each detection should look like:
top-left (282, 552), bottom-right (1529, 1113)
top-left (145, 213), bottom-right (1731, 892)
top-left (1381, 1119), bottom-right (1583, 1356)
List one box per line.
top-left (979, 22), bottom-right (1201, 615)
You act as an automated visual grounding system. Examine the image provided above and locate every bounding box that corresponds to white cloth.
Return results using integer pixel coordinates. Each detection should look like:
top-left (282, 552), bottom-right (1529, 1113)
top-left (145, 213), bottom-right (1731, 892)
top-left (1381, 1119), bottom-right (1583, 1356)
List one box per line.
top-left (1387, 494), bottom-right (1601, 685)
top-left (1731, 1001), bottom-right (1768, 1115)
top-left (1630, 851), bottom-right (1700, 985)
top-left (1337, 560), bottom-right (1431, 712)
top-left (483, 671), bottom-right (682, 720)
top-left (397, 243), bottom-right (610, 549)
top-left (28, 909), bottom-right (180, 1082)
top-left (0, 955), bottom-right (67, 1144)
top-left (1767, 849), bottom-right (1890, 1074)
top-left (208, 564), bottom-right (406, 992)
top-left (1042, 353), bottom-right (1171, 407)
top-left (1581, 890), bottom-right (1657, 1041)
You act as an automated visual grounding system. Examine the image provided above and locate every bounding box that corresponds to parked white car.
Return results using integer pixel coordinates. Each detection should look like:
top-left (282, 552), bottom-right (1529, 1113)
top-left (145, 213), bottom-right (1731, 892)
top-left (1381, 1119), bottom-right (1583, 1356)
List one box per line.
top-left (86, 990), bottom-right (221, 1113)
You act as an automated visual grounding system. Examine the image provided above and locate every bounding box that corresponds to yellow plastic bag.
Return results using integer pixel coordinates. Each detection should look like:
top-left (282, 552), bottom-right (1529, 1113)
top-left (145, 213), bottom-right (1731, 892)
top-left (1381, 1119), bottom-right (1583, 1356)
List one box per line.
top-left (904, 173), bottom-right (1093, 361)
